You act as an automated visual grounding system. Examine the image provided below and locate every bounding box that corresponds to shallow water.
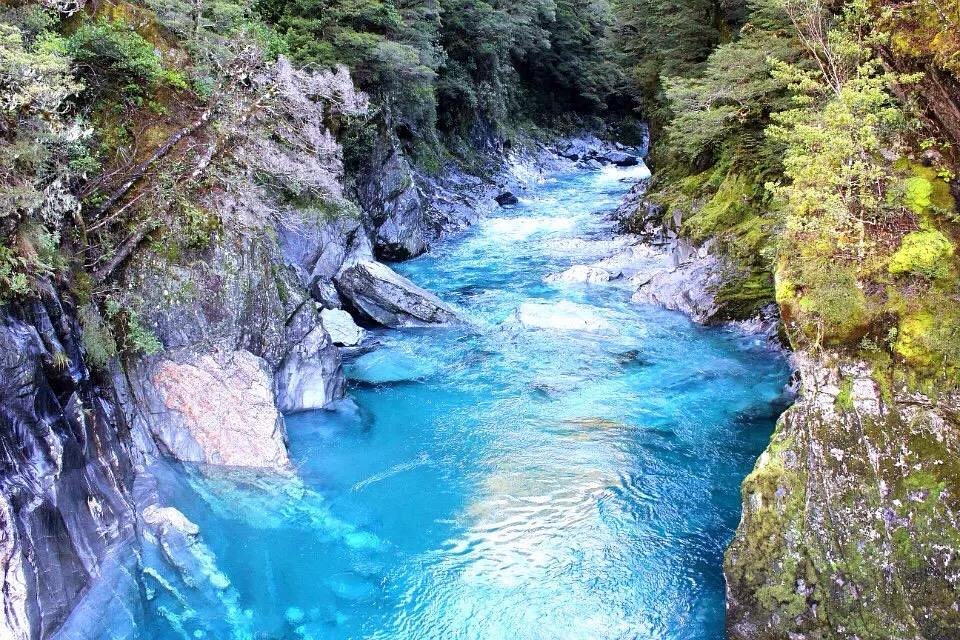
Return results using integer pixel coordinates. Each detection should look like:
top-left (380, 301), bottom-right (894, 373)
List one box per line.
top-left (123, 163), bottom-right (791, 640)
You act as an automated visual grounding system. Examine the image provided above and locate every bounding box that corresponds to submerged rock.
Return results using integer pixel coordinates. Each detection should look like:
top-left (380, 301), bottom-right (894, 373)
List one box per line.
top-left (545, 265), bottom-right (613, 284)
top-left (514, 300), bottom-right (614, 333)
top-left (141, 505), bottom-right (199, 537)
top-left (334, 261), bottom-right (461, 328)
top-left (348, 348), bottom-right (440, 384)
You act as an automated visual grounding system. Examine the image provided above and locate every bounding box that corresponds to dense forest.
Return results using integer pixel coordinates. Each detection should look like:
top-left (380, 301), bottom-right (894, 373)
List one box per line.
top-left (2, 0), bottom-right (960, 638)
top-left (4, 0), bottom-right (959, 372)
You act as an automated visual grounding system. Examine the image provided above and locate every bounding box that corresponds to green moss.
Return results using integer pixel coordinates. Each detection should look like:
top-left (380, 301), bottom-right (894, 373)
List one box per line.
top-left (904, 175), bottom-right (934, 215)
top-left (836, 375), bottom-right (854, 411)
top-left (795, 263), bottom-right (870, 345)
top-left (79, 304), bottom-right (118, 369)
top-left (888, 229), bottom-right (954, 280)
top-left (715, 271), bottom-right (775, 319)
top-left (682, 172), bottom-right (757, 244)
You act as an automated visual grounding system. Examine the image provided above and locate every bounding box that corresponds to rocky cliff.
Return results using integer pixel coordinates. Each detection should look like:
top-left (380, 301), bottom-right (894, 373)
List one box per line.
top-left (0, 40), bottom-right (560, 639)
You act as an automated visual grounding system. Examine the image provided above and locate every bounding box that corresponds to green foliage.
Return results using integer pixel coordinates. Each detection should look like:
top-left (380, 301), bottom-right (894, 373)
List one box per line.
top-left (0, 243), bottom-right (30, 302)
top-left (105, 299), bottom-right (164, 357)
top-left (663, 7), bottom-right (802, 161)
top-left (79, 303), bottom-right (119, 370)
top-left (888, 229), bottom-right (954, 280)
top-left (256, 0), bottom-right (623, 153)
top-left (610, 0), bottom-right (723, 127)
top-left (0, 20), bottom-right (82, 234)
top-left (66, 18), bottom-right (167, 104)
top-left (904, 176), bottom-right (934, 215)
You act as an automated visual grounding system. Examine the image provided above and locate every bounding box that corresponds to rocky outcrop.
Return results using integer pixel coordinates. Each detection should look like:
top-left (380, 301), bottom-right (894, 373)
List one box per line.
top-left (0, 298), bottom-right (136, 640)
top-left (334, 261), bottom-right (462, 327)
top-left (725, 353), bottom-right (960, 639)
top-left (130, 350), bottom-right (290, 470)
top-left (631, 251), bottom-right (723, 324)
top-left (275, 325), bottom-right (345, 414)
top-left (355, 127), bottom-right (494, 261)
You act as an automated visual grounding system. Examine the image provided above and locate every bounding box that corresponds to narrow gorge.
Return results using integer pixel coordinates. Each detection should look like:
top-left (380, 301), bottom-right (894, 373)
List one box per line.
top-left (2, 0), bottom-right (959, 639)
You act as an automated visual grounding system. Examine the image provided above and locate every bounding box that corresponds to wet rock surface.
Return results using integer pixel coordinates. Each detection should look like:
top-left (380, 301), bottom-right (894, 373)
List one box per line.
top-left (334, 261), bottom-right (462, 328)
top-left (0, 300), bottom-right (136, 640)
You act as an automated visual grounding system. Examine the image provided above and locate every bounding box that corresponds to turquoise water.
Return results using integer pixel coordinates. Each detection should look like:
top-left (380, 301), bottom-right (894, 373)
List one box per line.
top-left (135, 164), bottom-right (790, 640)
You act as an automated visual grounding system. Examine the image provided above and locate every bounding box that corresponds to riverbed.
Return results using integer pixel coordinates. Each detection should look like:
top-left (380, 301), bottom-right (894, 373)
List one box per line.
top-left (128, 162), bottom-right (790, 640)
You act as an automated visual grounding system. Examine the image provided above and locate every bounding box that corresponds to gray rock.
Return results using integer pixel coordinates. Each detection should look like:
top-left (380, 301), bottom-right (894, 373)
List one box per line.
top-left (275, 325), bottom-right (345, 413)
top-left (603, 150), bottom-right (640, 167)
top-left (320, 308), bottom-right (365, 347)
top-left (334, 261), bottom-right (461, 327)
top-left (496, 191), bottom-right (519, 206)
top-left (631, 254), bottom-right (722, 324)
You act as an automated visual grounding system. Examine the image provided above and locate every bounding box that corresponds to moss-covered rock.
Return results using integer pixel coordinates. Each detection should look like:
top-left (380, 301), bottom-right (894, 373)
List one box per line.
top-left (726, 352), bottom-right (960, 640)
top-left (888, 229), bottom-right (954, 280)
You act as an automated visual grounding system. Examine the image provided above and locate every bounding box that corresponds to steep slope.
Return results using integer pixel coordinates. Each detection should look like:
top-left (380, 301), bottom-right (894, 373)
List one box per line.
top-left (615, 0), bottom-right (960, 637)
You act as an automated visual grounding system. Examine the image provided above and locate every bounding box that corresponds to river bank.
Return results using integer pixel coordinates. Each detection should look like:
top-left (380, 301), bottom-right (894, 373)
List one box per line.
top-left (56, 154), bottom-right (791, 639)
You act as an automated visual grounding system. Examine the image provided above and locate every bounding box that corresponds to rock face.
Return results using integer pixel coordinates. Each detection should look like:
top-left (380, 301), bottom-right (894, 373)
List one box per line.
top-left (631, 253), bottom-right (722, 324)
top-left (725, 353), bottom-right (960, 639)
top-left (334, 261), bottom-right (461, 327)
top-left (0, 300), bottom-right (136, 640)
top-left (355, 127), bottom-right (494, 261)
top-left (275, 326), bottom-right (345, 414)
top-left (138, 350), bottom-right (290, 470)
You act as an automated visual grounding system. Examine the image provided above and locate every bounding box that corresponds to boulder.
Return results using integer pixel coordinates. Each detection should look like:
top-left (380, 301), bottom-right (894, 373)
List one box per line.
top-left (275, 325), bottom-right (345, 413)
top-left (603, 150), bottom-right (640, 167)
top-left (145, 350), bottom-right (291, 470)
top-left (514, 300), bottom-right (614, 333)
top-left (334, 261), bottom-right (461, 328)
top-left (496, 191), bottom-right (519, 206)
top-left (320, 308), bottom-right (365, 346)
top-left (631, 255), bottom-right (722, 324)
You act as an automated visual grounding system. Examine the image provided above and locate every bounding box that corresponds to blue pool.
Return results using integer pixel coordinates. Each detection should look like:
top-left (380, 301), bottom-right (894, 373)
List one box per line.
top-left (125, 163), bottom-right (790, 639)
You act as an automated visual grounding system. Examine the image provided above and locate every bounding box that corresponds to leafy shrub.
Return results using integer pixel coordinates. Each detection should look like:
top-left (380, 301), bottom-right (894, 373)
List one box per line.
top-left (66, 18), bottom-right (165, 103)
top-left (105, 299), bottom-right (163, 357)
top-left (888, 229), bottom-right (954, 280)
top-left (79, 304), bottom-right (118, 369)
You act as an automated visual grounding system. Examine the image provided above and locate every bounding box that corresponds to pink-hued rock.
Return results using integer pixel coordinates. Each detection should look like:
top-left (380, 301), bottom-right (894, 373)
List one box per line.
top-left (150, 350), bottom-right (289, 470)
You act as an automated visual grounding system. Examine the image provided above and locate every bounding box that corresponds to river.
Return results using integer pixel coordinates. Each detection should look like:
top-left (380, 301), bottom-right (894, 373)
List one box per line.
top-left (125, 161), bottom-right (790, 640)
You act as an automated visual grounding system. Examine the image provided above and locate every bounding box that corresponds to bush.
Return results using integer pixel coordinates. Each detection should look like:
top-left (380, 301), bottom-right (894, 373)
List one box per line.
top-left (66, 18), bottom-right (165, 104)
top-left (888, 229), bottom-right (954, 280)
